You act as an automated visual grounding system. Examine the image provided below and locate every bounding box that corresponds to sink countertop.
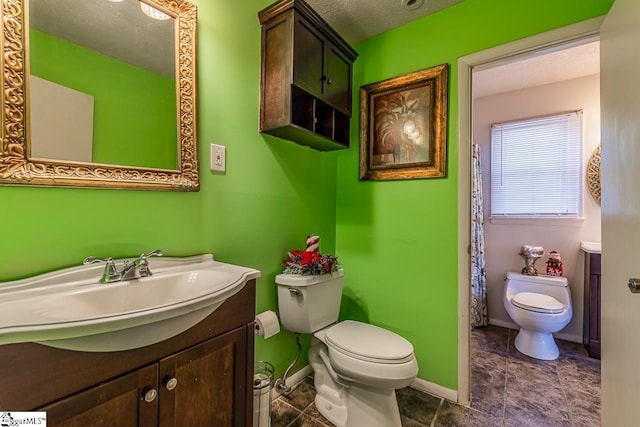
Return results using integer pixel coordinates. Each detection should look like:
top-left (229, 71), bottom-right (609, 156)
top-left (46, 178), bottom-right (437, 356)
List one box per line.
top-left (0, 254), bottom-right (261, 351)
top-left (580, 242), bottom-right (601, 254)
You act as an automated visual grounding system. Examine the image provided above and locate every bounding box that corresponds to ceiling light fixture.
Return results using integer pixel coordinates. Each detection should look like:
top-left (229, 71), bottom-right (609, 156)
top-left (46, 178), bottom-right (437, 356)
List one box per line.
top-left (140, 2), bottom-right (171, 20)
top-left (402, 0), bottom-right (425, 10)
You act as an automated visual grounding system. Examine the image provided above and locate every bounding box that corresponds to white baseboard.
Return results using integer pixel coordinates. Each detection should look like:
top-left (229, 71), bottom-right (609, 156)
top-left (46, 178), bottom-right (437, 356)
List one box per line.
top-left (488, 318), bottom-right (583, 344)
top-left (487, 318), bottom-right (519, 331)
top-left (410, 377), bottom-right (458, 403)
top-left (271, 365), bottom-right (313, 400)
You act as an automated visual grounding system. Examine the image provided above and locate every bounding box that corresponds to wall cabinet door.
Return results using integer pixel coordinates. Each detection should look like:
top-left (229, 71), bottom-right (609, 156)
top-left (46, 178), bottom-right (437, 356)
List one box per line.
top-left (41, 364), bottom-right (158, 427)
top-left (324, 45), bottom-right (351, 113)
top-left (293, 14), bottom-right (352, 114)
top-left (159, 327), bottom-right (248, 427)
top-left (293, 15), bottom-right (325, 101)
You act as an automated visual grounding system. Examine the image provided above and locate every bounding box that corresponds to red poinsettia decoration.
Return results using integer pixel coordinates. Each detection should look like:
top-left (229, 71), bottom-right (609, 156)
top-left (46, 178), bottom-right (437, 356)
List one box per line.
top-left (282, 250), bottom-right (339, 275)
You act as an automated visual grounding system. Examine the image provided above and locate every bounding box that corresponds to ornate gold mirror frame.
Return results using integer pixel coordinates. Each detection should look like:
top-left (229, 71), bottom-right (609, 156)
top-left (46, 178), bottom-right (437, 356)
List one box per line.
top-left (0, 0), bottom-right (198, 191)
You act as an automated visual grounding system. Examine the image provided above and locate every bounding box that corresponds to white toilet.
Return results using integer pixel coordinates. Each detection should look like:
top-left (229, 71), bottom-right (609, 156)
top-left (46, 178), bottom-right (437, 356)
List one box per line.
top-left (276, 270), bottom-right (418, 427)
top-left (503, 272), bottom-right (573, 360)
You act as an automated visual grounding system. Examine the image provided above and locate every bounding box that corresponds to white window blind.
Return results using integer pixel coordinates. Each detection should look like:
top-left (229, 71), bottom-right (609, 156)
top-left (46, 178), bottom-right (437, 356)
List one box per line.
top-left (490, 111), bottom-right (583, 218)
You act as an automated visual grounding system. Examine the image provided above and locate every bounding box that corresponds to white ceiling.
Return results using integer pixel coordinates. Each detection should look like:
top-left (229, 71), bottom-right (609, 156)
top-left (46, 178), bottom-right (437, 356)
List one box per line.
top-left (30, 0), bottom-right (175, 77)
top-left (308, 0), bottom-right (600, 96)
top-left (473, 41), bottom-right (601, 98)
top-left (30, 0), bottom-right (599, 93)
top-left (28, 0), bottom-right (462, 78)
top-left (307, 0), bottom-right (464, 44)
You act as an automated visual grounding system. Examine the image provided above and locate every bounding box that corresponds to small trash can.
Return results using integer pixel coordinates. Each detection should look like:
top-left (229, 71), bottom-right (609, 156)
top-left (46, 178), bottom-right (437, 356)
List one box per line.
top-left (253, 361), bottom-right (274, 427)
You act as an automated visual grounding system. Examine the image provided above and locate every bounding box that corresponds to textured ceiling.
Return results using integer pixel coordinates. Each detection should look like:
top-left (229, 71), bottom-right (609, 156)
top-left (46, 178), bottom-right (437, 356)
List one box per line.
top-left (29, 0), bottom-right (463, 78)
top-left (307, 0), bottom-right (464, 44)
top-left (30, 0), bottom-right (175, 77)
top-left (473, 41), bottom-right (600, 98)
top-left (30, 0), bottom-right (598, 92)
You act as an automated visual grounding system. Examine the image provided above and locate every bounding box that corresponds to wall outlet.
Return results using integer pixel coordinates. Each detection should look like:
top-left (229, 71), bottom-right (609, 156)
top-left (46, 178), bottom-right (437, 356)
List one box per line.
top-left (210, 144), bottom-right (225, 172)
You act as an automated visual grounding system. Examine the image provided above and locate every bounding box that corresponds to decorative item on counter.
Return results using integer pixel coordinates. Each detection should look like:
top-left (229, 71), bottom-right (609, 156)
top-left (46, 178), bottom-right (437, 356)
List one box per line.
top-left (519, 245), bottom-right (545, 276)
top-left (306, 235), bottom-right (320, 253)
top-left (546, 251), bottom-right (563, 277)
top-left (283, 236), bottom-right (339, 275)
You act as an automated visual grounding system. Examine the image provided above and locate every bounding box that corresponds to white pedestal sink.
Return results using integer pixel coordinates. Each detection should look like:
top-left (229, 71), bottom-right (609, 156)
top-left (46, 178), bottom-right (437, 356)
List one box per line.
top-left (0, 254), bottom-right (260, 351)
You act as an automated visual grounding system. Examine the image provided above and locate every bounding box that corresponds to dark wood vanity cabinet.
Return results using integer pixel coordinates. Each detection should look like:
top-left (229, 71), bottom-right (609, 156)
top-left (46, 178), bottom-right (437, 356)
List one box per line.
top-left (40, 364), bottom-right (159, 427)
top-left (259, 0), bottom-right (358, 151)
top-left (0, 280), bottom-right (256, 427)
top-left (583, 253), bottom-right (601, 359)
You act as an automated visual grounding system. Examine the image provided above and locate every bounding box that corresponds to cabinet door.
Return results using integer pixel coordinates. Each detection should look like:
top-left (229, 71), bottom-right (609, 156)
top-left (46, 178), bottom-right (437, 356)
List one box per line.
top-left (293, 15), bottom-right (325, 100)
top-left (40, 364), bottom-right (158, 427)
top-left (325, 45), bottom-right (352, 114)
top-left (158, 327), bottom-right (248, 427)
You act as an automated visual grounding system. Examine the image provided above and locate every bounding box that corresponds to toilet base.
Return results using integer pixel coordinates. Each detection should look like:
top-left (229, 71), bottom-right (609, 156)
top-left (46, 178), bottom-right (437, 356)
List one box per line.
top-left (309, 338), bottom-right (404, 427)
top-left (315, 383), bottom-right (402, 427)
top-left (514, 328), bottom-right (559, 360)
top-left (315, 393), bottom-right (347, 427)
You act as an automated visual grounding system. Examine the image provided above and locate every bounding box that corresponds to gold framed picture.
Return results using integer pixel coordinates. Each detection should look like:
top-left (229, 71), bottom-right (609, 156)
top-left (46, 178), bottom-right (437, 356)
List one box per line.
top-left (359, 64), bottom-right (448, 181)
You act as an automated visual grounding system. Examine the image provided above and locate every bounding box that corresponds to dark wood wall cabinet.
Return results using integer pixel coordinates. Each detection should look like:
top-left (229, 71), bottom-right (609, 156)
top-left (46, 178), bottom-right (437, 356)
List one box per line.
top-left (0, 280), bottom-right (257, 426)
top-left (259, 0), bottom-right (358, 151)
top-left (583, 252), bottom-right (601, 359)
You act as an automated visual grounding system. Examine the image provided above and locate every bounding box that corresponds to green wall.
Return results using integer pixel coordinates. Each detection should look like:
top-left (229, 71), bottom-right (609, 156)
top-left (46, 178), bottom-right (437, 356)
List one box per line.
top-left (1, 0), bottom-right (336, 378)
top-left (30, 29), bottom-right (177, 169)
top-left (336, 0), bottom-right (613, 389)
top-left (0, 0), bottom-right (613, 393)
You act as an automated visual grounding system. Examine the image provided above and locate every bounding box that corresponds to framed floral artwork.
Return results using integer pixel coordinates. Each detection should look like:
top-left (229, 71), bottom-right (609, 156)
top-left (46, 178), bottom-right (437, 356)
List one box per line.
top-left (359, 64), bottom-right (448, 181)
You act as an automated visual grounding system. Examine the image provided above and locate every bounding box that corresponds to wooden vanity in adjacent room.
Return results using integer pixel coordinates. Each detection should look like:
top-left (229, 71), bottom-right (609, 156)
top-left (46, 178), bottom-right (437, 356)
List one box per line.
top-left (581, 242), bottom-right (601, 359)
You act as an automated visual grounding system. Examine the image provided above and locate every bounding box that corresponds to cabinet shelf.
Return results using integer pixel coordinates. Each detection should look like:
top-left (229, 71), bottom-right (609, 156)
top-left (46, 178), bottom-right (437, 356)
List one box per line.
top-left (259, 0), bottom-right (358, 151)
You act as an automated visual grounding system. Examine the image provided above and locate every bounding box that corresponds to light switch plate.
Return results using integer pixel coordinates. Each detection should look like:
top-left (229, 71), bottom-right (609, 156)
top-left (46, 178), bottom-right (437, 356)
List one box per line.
top-left (210, 144), bottom-right (225, 172)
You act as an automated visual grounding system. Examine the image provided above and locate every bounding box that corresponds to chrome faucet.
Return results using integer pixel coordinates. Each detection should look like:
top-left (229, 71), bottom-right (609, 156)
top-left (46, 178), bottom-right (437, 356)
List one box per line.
top-left (83, 256), bottom-right (119, 284)
top-left (84, 250), bottom-right (164, 284)
top-left (120, 250), bottom-right (164, 281)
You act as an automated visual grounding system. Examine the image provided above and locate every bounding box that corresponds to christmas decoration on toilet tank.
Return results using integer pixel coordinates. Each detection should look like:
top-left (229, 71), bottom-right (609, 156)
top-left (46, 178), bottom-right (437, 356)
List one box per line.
top-left (282, 235), bottom-right (339, 275)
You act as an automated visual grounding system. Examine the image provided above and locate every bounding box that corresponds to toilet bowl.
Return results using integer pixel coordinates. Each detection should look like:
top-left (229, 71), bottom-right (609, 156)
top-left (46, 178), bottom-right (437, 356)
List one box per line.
top-left (503, 272), bottom-right (572, 360)
top-left (276, 271), bottom-right (418, 427)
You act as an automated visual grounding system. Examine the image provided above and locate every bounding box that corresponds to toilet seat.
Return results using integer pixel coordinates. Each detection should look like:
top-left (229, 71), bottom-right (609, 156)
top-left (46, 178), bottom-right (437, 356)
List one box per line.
top-left (315, 320), bottom-right (419, 389)
top-left (511, 292), bottom-right (564, 314)
top-left (324, 320), bottom-right (415, 364)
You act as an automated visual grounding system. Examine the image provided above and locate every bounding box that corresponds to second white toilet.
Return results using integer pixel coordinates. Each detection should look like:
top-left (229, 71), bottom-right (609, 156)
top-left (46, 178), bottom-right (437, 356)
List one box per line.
top-left (276, 270), bottom-right (418, 427)
top-left (503, 272), bottom-right (573, 360)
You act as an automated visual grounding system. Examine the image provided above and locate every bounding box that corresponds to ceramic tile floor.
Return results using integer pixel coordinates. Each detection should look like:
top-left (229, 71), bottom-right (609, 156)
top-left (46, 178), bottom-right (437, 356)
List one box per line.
top-left (270, 325), bottom-right (601, 426)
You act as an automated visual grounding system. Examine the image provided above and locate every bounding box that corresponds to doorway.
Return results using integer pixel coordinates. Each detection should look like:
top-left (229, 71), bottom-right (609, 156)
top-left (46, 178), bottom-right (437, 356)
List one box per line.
top-left (456, 17), bottom-right (605, 406)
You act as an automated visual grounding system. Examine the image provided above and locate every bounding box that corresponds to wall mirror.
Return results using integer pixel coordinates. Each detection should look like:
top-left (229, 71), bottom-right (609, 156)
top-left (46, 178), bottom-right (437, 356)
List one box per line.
top-left (0, 0), bottom-right (198, 190)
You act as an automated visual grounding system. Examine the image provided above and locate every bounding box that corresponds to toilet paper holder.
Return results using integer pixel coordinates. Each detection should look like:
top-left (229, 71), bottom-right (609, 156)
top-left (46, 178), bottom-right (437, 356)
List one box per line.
top-left (255, 310), bottom-right (280, 339)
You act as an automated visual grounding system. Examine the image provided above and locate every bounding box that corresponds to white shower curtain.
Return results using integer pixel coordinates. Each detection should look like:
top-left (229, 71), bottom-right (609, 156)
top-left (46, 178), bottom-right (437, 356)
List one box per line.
top-left (471, 143), bottom-right (488, 328)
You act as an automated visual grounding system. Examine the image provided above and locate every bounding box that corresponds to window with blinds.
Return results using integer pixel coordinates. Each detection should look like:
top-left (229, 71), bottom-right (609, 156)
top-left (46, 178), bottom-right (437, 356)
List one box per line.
top-left (490, 111), bottom-right (583, 218)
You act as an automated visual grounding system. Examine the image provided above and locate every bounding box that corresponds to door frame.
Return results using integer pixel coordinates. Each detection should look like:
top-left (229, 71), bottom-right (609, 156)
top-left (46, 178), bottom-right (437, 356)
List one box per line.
top-left (456, 16), bottom-right (604, 405)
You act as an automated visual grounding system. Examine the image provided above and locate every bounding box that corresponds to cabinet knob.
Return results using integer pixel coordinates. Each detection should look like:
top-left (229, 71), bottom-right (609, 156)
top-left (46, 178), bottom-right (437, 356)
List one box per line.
top-left (143, 388), bottom-right (157, 403)
top-left (327, 78), bottom-right (332, 85)
top-left (165, 377), bottom-right (178, 391)
top-left (629, 278), bottom-right (640, 293)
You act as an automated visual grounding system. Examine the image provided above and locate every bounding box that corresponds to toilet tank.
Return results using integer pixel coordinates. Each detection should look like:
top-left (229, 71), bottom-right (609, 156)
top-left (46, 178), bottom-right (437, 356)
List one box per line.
top-left (505, 272), bottom-right (570, 303)
top-left (275, 269), bottom-right (344, 333)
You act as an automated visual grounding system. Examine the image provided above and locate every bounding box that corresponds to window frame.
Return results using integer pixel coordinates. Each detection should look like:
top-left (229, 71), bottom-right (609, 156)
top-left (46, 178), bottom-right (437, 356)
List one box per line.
top-left (489, 110), bottom-right (584, 220)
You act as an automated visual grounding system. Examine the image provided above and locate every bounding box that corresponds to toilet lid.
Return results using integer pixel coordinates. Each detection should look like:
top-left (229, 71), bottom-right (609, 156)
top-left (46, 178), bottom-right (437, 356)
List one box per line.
top-left (511, 292), bottom-right (564, 314)
top-left (324, 320), bottom-right (415, 364)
